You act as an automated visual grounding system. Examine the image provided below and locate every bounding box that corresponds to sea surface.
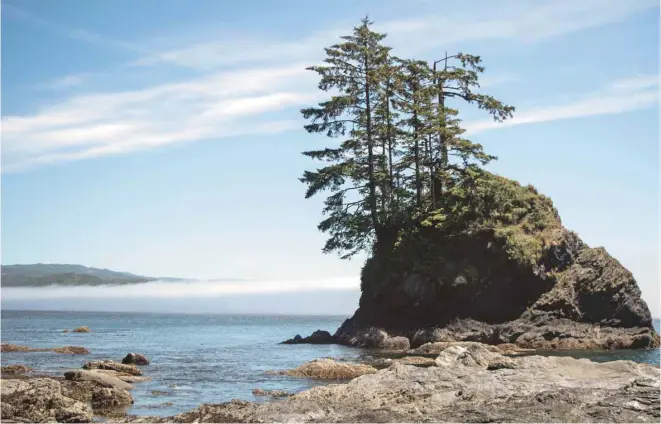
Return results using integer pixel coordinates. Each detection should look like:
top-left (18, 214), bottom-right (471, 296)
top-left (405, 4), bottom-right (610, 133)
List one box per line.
top-left (1, 310), bottom-right (659, 418)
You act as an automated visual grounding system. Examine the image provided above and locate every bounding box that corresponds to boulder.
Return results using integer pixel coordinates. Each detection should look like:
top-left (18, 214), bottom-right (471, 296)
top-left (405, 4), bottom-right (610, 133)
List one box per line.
top-left (82, 360), bottom-right (142, 376)
top-left (72, 326), bottom-right (91, 333)
top-left (0, 377), bottom-right (93, 423)
top-left (121, 344), bottom-right (660, 423)
top-left (282, 330), bottom-right (334, 344)
top-left (1, 364), bottom-right (33, 375)
top-left (380, 336), bottom-right (410, 350)
top-left (121, 353), bottom-right (150, 365)
top-left (279, 358), bottom-right (377, 380)
top-left (64, 370), bottom-right (133, 391)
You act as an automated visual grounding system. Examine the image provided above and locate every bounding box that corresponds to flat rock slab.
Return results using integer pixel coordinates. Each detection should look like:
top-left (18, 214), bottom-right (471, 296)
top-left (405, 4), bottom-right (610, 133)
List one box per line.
top-left (83, 360), bottom-right (142, 376)
top-left (64, 369), bottom-right (133, 391)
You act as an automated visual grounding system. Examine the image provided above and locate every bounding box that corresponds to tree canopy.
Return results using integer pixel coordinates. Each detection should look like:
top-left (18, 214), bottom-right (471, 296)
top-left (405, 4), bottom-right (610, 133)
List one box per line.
top-left (300, 17), bottom-right (515, 259)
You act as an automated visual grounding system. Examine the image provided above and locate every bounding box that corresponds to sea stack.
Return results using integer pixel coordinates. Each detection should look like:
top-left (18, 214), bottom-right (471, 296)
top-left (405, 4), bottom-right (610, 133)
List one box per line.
top-left (291, 173), bottom-right (659, 350)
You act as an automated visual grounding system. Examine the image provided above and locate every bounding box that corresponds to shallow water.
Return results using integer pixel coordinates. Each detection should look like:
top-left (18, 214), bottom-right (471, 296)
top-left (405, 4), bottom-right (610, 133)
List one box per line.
top-left (1, 310), bottom-right (659, 417)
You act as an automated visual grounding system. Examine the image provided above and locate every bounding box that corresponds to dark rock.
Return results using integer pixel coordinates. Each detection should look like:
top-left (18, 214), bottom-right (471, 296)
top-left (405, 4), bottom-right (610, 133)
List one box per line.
top-left (281, 330), bottom-right (334, 344)
top-left (121, 353), bottom-right (150, 366)
top-left (329, 193), bottom-right (658, 350)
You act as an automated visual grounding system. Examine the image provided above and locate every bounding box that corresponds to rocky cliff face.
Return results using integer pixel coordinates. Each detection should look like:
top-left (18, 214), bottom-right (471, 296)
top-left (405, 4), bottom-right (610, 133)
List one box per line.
top-left (295, 174), bottom-right (659, 350)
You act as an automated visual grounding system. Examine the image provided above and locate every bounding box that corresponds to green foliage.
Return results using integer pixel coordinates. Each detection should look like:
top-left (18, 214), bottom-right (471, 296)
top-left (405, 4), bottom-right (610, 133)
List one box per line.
top-left (300, 18), bottom-right (516, 259)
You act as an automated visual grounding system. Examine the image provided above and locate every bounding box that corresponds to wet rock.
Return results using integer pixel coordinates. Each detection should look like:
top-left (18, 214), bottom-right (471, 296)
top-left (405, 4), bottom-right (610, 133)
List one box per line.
top-left (121, 353), bottom-right (150, 365)
top-left (279, 358), bottom-right (378, 380)
top-left (82, 360), bottom-right (142, 376)
top-left (282, 330), bottom-right (334, 344)
top-left (72, 326), bottom-right (91, 333)
top-left (1, 343), bottom-right (89, 355)
top-left (1, 365), bottom-right (33, 375)
top-left (64, 370), bottom-right (133, 391)
top-left (63, 329), bottom-right (70, 333)
top-left (51, 346), bottom-right (90, 355)
top-left (1, 344), bottom-right (32, 352)
top-left (252, 388), bottom-right (292, 398)
top-left (119, 345), bottom-right (660, 423)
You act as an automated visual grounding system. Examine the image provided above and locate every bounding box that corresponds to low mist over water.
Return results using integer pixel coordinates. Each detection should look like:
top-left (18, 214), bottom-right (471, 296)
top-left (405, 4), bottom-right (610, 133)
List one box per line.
top-left (1, 278), bottom-right (361, 315)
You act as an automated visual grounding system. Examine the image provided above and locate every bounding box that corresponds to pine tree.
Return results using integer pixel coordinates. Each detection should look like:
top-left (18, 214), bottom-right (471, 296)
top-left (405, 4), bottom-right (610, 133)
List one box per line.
top-left (299, 18), bottom-right (393, 258)
top-left (300, 19), bottom-right (516, 259)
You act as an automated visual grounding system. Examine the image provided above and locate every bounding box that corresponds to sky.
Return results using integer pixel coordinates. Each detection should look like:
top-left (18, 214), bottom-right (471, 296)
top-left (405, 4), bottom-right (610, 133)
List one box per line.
top-left (1, 0), bottom-right (659, 316)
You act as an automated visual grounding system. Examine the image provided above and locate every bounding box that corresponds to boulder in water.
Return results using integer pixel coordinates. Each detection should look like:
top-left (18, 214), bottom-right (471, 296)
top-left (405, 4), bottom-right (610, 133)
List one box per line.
top-left (72, 326), bottom-right (91, 333)
top-left (121, 353), bottom-right (150, 365)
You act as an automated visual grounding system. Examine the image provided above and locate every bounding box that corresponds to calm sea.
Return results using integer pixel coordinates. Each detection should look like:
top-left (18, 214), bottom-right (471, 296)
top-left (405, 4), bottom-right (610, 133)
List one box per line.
top-left (1, 310), bottom-right (659, 417)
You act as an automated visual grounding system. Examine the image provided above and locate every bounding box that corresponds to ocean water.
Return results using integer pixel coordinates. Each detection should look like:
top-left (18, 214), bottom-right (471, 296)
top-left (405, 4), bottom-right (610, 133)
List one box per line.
top-left (1, 310), bottom-right (659, 418)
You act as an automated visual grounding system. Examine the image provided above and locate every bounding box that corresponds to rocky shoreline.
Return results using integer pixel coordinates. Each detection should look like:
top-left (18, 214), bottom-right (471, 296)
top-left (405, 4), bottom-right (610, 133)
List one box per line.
top-left (121, 342), bottom-right (659, 423)
top-left (2, 341), bottom-right (659, 423)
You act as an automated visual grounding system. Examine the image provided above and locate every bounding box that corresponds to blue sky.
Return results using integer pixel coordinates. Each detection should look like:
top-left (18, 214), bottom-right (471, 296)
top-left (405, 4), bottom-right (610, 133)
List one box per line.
top-left (1, 0), bottom-right (659, 316)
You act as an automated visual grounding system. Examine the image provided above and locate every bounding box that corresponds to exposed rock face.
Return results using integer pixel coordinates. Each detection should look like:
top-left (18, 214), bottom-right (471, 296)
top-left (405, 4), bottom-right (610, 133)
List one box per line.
top-left (279, 358), bottom-right (377, 380)
top-left (326, 178), bottom-right (658, 350)
top-left (1, 375), bottom-right (134, 423)
top-left (82, 360), bottom-right (142, 376)
top-left (1, 378), bottom-right (93, 423)
top-left (282, 330), bottom-right (333, 344)
top-left (121, 344), bottom-right (660, 423)
top-left (121, 353), bottom-right (150, 365)
top-left (72, 326), bottom-right (91, 333)
top-left (1, 343), bottom-right (90, 354)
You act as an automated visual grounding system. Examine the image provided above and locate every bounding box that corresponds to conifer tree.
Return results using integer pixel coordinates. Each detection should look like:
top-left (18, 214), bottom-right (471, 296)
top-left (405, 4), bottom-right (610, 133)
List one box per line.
top-left (299, 18), bottom-right (393, 258)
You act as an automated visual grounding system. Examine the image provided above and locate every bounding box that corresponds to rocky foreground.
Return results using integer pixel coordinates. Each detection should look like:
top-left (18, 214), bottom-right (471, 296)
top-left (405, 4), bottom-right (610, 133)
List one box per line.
top-left (1, 354), bottom-right (149, 423)
top-left (119, 343), bottom-right (660, 423)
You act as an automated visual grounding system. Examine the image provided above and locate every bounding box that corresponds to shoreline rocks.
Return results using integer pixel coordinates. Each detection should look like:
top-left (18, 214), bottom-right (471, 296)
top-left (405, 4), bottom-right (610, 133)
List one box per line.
top-left (120, 342), bottom-right (661, 423)
top-left (1, 374), bottom-right (134, 423)
top-left (1, 343), bottom-right (90, 355)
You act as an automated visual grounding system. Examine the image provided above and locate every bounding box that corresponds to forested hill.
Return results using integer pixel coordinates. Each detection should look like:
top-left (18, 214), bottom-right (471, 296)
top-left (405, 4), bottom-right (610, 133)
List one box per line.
top-left (1, 264), bottom-right (156, 287)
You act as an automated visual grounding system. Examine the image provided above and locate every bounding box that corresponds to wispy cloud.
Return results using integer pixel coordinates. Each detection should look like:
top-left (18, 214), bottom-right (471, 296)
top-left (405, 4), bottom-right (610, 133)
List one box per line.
top-left (2, 0), bottom-right (657, 172)
top-left (465, 75), bottom-right (660, 134)
top-left (2, 64), bottom-right (318, 172)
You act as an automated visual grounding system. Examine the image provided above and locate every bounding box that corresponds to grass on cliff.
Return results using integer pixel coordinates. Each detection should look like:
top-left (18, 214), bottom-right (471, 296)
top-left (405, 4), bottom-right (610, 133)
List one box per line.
top-left (420, 171), bottom-right (565, 267)
top-left (361, 171), bottom-right (567, 294)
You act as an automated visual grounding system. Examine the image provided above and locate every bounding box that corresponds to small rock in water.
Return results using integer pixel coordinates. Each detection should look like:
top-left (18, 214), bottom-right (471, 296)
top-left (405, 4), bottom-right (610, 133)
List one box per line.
top-left (151, 390), bottom-right (171, 396)
top-left (252, 388), bottom-right (292, 398)
top-left (280, 358), bottom-right (377, 380)
top-left (122, 352), bottom-right (150, 365)
top-left (72, 326), bottom-right (91, 333)
top-left (1, 364), bottom-right (33, 375)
